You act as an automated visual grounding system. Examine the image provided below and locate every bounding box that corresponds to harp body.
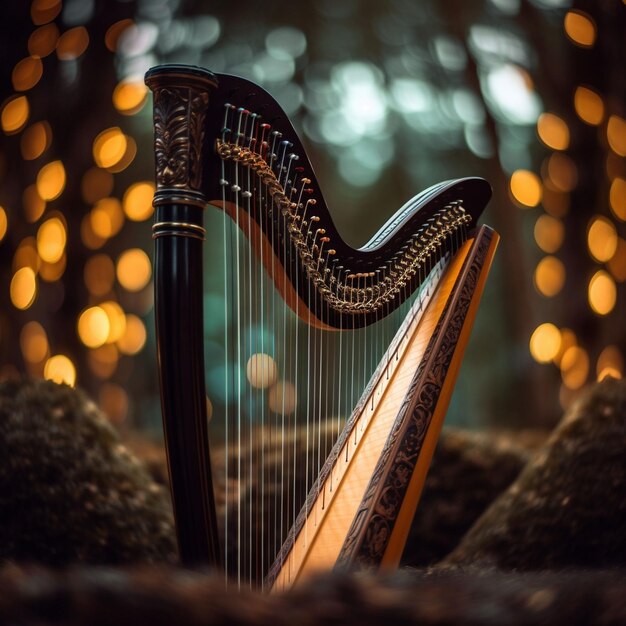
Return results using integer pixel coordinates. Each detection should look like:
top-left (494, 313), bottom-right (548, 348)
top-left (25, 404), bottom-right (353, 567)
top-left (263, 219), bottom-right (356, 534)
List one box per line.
top-left (145, 65), bottom-right (498, 589)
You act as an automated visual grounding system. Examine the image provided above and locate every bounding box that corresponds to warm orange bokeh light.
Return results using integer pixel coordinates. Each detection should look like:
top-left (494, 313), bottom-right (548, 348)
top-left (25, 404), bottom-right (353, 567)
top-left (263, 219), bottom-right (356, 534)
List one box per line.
top-left (44, 354), bottom-right (76, 387)
top-left (28, 23), bottom-right (60, 57)
top-left (2, 96), bottom-right (29, 134)
top-left (530, 323), bottom-right (561, 363)
top-left (123, 182), bottom-right (155, 221)
top-left (573, 86), bottom-right (604, 126)
top-left (84, 254), bottom-right (115, 296)
top-left (564, 10), bottom-right (596, 47)
top-left (36, 160), bottom-right (66, 201)
top-left (534, 215), bottom-right (564, 254)
top-left (510, 170), bottom-right (542, 208)
top-left (20, 121), bottom-right (52, 160)
top-left (607, 238), bottom-right (626, 283)
top-left (37, 216), bottom-right (66, 263)
top-left (105, 19), bottom-right (134, 52)
top-left (113, 80), bottom-right (148, 115)
top-left (117, 314), bottom-right (147, 355)
top-left (92, 127), bottom-right (127, 169)
top-left (546, 153), bottom-right (577, 192)
top-left (12, 56), bottom-right (43, 91)
top-left (588, 270), bottom-right (617, 316)
top-left (10, 267), bottom-right (37, 310)
top-left (560, 346), bottom-right (589, 390)
top-left (23, 185), bottom-right (46, 222)
top-left (609, 178), bottom-right (626, 221)
top-left (56, 26), bottom-right (89, 61)
top-left (77, 306), bottom-right (110, 348)
top-left (607, 116), bottom-right (626, 157)
top-left (81, 167), bottom-right (114, 204)
top-left (100, 300), bottom-right (126, 343)
top-left (116, 248), bottom-right (152, 291)
top-left (31, 0), bottom-right (62, 25)
top-left (20, 321), bottom-right (49, 364)
top-left (597, 346), bottom-right (623, 381)
top-left (537, 113), bottom-right (569, 151)
top-left (587, 216), bottom-right (618, 263)
top-left (88, 344), bottom-right (119, 379)
top-left (534, 256), bottom-right (565, 297)
top-left (0, 206), bottom-right (7, 242)
top-left (99, 383), bottom-right (129, 424)
top-left (90, 197), bottom-right (124, 239)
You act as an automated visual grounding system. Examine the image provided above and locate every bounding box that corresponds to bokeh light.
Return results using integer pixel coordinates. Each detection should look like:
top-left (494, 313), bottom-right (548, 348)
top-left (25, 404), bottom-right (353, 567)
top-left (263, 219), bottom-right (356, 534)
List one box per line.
top-left (92, 127), bottom-right (128, 169)
top-left (246, 353), bottom-right (278, 389)
top-left (529, 323), bottom-right (561, 363)
top-left (81, 167), bottom-right (114, 204)
top-left (560, 346), bottom-right (589, 389)
top-left (20, 321), bottom-right (49, 364)
top-left (36, 160), bottom-right (66, 201)
top-left (607, 116), bottom-right (626, 157)
top-left (44, 354), bottom-right (76, 387)
top-left (116, 248), bottom-right (152, 291)
top-left (56, 26), bottom-right (89, 61)
top-left (534, 215), bottom-right (564, 253)
top-left (20, 121), bottom-right (52, 160)
top-left (587, 216), bottom-right (618, 263)
top-left (588, 270), bottom-right (617, 316)
top-left (77, 306), bottom-right (110, 348)
top-left (553, 328), bottom-right (577, 367)
top-left (113, 80), bottom-right (148, 115)
top-left (99, 383), bottom-right (129, 424)
top-left (536, 113), bottom-right (569, 151)
top-left (546, 153), bottom-right (577, 192)
top-left (0, 206), bottom-right (7, 242)
top-left (510, 170), bottom-right (542, 207)
top-left (36, 216), bottom-right (66, 263)
top-left (105, 19), bottom-right (134, 52)
top-left (84, 253), bottom-right (115, 296)
top-left (1, 96), bottom-right (29, 134)
top-left (28, 23), bottom-right (59, 57)
top-left (88, 344), bottom-right (119, 379)
top-left (573, 86), bottom-right (604, 126)
top-left (10, 267), bottom-right (37, 310)
top-left (268, 380), bottom-right (297, 414)
top-left (117, 314), bottom-right (147, 355)
top-left (90, 197), bottom-right (124, 239)
top-left (100, 300), bottom-right (126, 343)
top-left (607, 238), bottom-right (626, 282)
top-left (597, 346), bottom-right (623, 381)
top-left (39, 254), bottom-right (66, 282)
top-left (12, 56), bottom-right (43, 92)
top-left (609, 178), bottom-right (626, 221)
top-left (31, 0), bottom-right (62, 26)
top-left (22, 185), bottom-right (46, 222)
top-left (123, 182), bottom-right (154, 221)
top-left (564, 10), bottom-right (596, 47)
top-left (534, 256), bottom-right (565, 297)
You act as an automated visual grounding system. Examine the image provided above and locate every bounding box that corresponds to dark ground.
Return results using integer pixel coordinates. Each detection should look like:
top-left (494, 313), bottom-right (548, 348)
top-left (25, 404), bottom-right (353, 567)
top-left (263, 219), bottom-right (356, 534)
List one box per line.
top-left (0, 377), bottom-right (625, 624)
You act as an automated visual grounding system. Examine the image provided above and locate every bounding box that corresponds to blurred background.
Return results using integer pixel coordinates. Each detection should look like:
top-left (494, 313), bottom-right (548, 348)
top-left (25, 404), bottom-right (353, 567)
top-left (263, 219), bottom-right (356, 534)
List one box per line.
top-left (0, 0), bottom-right (624, 436)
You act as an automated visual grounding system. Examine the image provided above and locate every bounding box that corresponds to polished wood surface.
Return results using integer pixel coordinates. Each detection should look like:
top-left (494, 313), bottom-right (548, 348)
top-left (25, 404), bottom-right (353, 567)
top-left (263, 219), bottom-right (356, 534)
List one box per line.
top-left (269, 227), bottom-right (498, 590)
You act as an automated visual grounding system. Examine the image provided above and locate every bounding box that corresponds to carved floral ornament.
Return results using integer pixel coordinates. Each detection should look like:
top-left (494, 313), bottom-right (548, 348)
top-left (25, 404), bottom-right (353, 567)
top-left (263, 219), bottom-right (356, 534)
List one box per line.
top-left (152, 86), bottom-right (209, 191)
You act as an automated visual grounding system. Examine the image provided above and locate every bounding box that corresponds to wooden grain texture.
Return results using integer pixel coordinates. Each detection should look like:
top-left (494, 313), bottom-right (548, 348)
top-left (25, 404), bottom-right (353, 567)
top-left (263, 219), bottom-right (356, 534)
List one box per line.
top-left (269, 227), bottom-right (498, 590)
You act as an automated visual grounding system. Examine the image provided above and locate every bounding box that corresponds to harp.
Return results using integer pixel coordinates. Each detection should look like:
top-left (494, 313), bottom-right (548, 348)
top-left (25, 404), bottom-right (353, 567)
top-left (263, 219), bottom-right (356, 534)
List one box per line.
top-left (145, 65), bottom-right (498, 590)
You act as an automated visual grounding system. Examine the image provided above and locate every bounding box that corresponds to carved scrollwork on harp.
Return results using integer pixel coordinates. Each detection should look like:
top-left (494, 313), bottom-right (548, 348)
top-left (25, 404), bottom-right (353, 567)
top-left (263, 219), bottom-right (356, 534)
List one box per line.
top-left (145, 63), bottom-right (499, 587)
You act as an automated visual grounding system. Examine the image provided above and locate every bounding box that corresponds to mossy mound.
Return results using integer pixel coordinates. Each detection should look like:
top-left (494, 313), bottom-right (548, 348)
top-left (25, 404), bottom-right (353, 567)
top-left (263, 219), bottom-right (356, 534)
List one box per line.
top-left (443, 377), bottom-right (626, 570)
top-left (0, 379), bottom-right (176, 566)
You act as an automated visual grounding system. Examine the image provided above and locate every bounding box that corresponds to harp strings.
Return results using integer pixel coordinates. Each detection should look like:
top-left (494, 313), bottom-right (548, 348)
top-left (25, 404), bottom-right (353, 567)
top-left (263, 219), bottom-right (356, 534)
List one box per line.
top-left (213, 103), bottom-right (468, 589)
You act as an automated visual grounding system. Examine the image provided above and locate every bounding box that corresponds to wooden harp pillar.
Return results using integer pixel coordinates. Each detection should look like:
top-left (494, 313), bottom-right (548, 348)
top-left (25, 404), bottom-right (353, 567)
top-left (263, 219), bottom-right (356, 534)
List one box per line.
top-left (145, 65), bottom-right (220, 567)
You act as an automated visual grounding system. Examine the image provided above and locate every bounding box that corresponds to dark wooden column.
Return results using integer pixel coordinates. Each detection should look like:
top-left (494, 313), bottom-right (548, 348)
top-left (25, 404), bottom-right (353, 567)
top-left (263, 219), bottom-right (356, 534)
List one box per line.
top-left (145, 65), bottom-right (221, 568)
